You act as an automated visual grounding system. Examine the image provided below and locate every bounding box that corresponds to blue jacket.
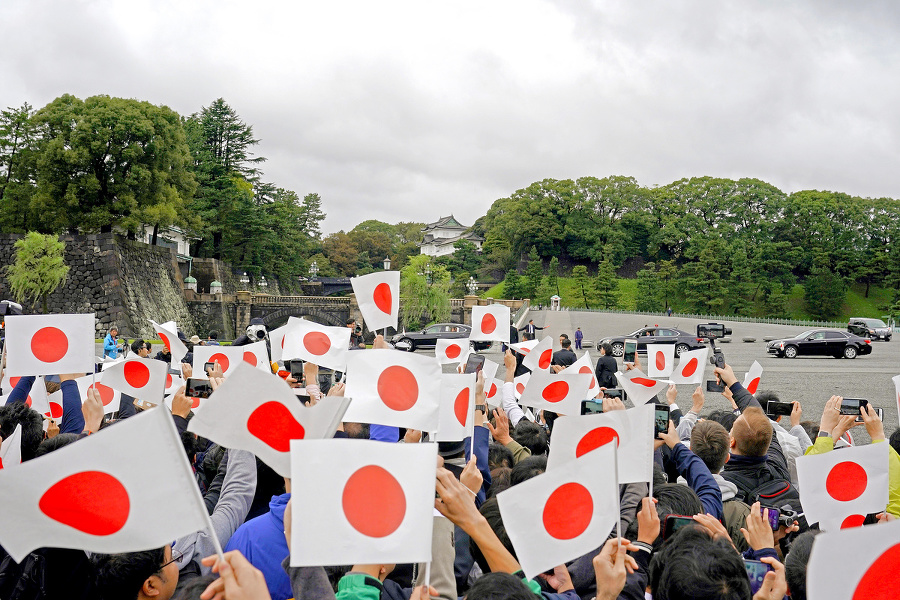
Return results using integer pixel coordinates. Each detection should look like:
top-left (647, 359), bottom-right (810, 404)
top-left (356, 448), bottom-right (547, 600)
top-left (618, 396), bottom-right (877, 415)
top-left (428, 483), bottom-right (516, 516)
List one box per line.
top-left (670, 442), bottom-right (724, 520)
top-left (225, 493), bottom-right (292, 600)
top-left (8, 376), bottom-right (84, 434)
top-left (103, 334), bottom-right (118, 359)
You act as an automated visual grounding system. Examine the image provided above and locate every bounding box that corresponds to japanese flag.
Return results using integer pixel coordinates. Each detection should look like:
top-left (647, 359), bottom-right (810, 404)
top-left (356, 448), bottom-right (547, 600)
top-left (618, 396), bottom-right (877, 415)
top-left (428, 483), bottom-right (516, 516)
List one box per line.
top-left (513, 373), bottom-right (531, 399)
top-left (497, 442), bottom-right (619, 578)
top-left (522, 336), bottom-right (554, 373)
top-left (343, 349), bottom-right (441, 431)
top-left (188, 364), bottom-right (350, 478)
top-left (807, 516), bottom-right (900, 600)
top-left (99, 357), bottom-right (168, 402)
top-left (485, 379), bottom-right (503, 407)
top-left (796, 442), bottom-right (889, 531)
top-left (616, 370), bottom-right (669, 405)
top-left (892, 374), bottom-right (900, 421)
top-left (193, 342), bottom-right (269, 377)
top-left (435, 374), bottom-right (475, 442)
top-left (470, 305), bottom-right (510, 343)
top-left (547, 404), bottom-right (655, 483)
top-left (17, 377), bottom-right (56, 419)
top-left (743, 360), bottom-right (763, 395)
top-left (669, 348), bottom-right (709, 385)
top-left (72, 375), bottom-right (122, 414)
top-left (435, 338), bottom-right (470, 365)
top-left (289, 439), bottom-right (437, 566)
top-left (164, 372), bottom-right (185, 396)
top-left (3, 314), bottom-right (95, 376)
top-left (149, 319), bottom-right (188, 366)
top-left (481, 358), bottom-right (500, 386)
top-left (509, 340), bottom-right (539, 355)
top-left (351, 271), bottom-right (400, 332)
top-left (646, 344), bottom-right (675, 378)
top-left (561, 353), bottom-right (600, 398)
top-left (0, 406), bottom-right (210, 562)
top-left (0, 424), bottom-right (22, 470)
top-left (282, 319), bottom-right (350, 371)
top-left (268, 317), bottom-right (303, 363)
top-left (519, 371), bottom-right (591, 416)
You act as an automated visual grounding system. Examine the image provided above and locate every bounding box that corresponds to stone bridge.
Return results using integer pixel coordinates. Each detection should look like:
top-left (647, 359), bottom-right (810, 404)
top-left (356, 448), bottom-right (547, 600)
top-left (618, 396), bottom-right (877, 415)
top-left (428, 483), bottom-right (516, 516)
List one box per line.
top-left (239, 292), bottom-right (357, 330)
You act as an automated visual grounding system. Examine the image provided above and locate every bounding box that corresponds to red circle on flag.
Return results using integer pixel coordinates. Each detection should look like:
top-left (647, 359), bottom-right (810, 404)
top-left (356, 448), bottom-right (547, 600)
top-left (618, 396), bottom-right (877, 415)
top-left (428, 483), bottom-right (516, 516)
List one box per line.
top-left (454, 388), bottom-right (470, 426)
top-left (578, 366), bottom-right (596, 389)
top-left (542, 381), bottom-right (569, 403)
top-left (9, 377), bottom-right (21, 387)
top-left (487, 383), bottom-right (498, 398)
top-left (373, 282), bottom-right (393, 315)
top-left (542, 482), bottom-right (593, 540)
top-left (377, 366), bottom-right (418, 411)
top-left (39, 471), bottom-right (130, 535)
top-left (48, 401), bottom-right (63, 420)
top-left (538, 349), bottom-right (552, 370)
top-left (445, 344), bottom-right (461, 359)
top-left (159, 332), bottom-right (172, 351)
top-left (480, 314), bottom-right (497, 334)
top-left (852, 541), bottom-right (900, 599)
top-left (247, 401), bottom-right (306, 451)
top-left (681, 358), bottom-right (698, 378)
top-left (343, 465), bottom-right (406, 538)
top-left (516, 383), bottom-right (525, 394)
top-left (576, 427), bottom-right (620, 457)
top-left (123, 361), bottom-right (150, 388)
top-left (31, 327), bottom-right (68, 363)
top-left (210, 353), bottom-right (230, 372)
top-left (746, 377), bottom-right (760, 395)
top-left (89, 383), bottom-right (116, 406)
top-left (25, 396), bottom-right (32, 407)
top-left (655, 352), bottom-right (666, 371)
top-left (631, 377), bottom-right (657, 387)
top-left (165, 374), bottom-right (173, 388)
top-left (826, 461), bottom-right (867, 501)
top-left (243, 351), bottom-right (257, 365)
top-left (840, 514), bottom-right (866, 529)
top-left (303, 332), bottom-right (332, 356)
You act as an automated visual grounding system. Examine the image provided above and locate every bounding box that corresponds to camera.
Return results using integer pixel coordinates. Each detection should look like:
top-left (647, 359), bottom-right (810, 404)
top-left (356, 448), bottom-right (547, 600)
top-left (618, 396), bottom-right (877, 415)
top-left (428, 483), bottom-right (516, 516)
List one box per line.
top-left (247, 324), bottom-right (268, 341)
top-left (697, 323), bottom-right (732, 340)
top-left (354, 325), bottom-right (362, 334)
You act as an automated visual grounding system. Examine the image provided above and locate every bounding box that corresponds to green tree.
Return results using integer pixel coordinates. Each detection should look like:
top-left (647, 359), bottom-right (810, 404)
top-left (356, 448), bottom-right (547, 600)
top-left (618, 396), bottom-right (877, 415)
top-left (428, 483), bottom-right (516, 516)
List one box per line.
top-left (522, 246), bottom-right (543, 300)
top-left (635, 263), bottom-right (662, 312)
top-left (0, 102), bottom-right (40, 232)
top-left (6, 232), bottom-right (69, 313)
top-left (400, 255), bottom-right (451, 328)
top-left (804, 265), bottom-right (846, 320)
top-left (595, 258), bottom-right (619, 309)
top-left (503, 270), bottom-right (523, 300)
top-left (571, 265), bottom-right (597, 309)
top-left (547, 257), bottom-right (560, 296)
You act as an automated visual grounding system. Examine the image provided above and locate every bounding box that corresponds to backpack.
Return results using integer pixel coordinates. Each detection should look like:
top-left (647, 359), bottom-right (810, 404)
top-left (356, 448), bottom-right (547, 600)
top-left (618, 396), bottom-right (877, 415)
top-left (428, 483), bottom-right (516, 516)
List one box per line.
top-left (0, 552), bottom-right (47, 600)
top-left (723, 467), bottom-right (809, 530)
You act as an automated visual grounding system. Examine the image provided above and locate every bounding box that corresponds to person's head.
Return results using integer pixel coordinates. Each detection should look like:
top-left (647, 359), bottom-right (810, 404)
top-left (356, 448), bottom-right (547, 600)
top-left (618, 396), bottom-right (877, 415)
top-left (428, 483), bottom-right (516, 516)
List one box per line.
top-left (600, 342), bottom-right (612, 356)
top-left (488, 442), bottom-right (514, 470)
top-left (511, 421), bottom-right (548, 456)
top-left (648, 526), bottom-right (751, 600)
top-left (784, 529), bottom-right (823, 600)
top-left (528, 320), bottom-right (534, 324)
top-left (730, 406), bottom-right (772, 457)
top-left (560, 338), bottom-right (571, 349)
top-left (35, 433), bottom-right (81, 457)
top-left (346, 317), bottom-right (356, 328)
top-left (343, 422), bottom-right (370, 439)
top-left (691, 420), bottom-right (731, 474)
top-left (0, 402), bottom-right (44, 461)
top-left (465, 572), bottom-right (536, 600)
top-left (705, 409), bottom-right (738, 432)
top-left (754, 390), bottom-right (779, 406)
top-left (208, 331), bottom-right (218, 341)
top-left (577, 327), bottom-right (581, 331)
top-left (509, 455), bottom-right (547, 486)
top-left (889, 427), bottom-right (900, 457)
top-left (93, 545), bottom-right (179, 600)
top-left (109, 327), bottom-right (118, 337)
top-left (487, 467), bottom-right (512, 499)
top-left (132, 339), bottom-right (151, 357)
top-left (470, 498), bottom-right (516, 573)
top-left (171, 574), bottom-right (217, 600)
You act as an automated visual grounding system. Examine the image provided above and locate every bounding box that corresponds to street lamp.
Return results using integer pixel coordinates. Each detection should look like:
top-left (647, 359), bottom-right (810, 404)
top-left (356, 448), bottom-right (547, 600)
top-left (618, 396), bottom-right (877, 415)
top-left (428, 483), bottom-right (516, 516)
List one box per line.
top-left (239, 272), bottom-right (250, 285)
top-left (466, 276), bottom-right (478, 295)
top-left (309, 260), bottom-right (319, 281)
top-left (383, 256), bottom-right (391, 270)
top-left (259, 276), bottom-right (268, 288)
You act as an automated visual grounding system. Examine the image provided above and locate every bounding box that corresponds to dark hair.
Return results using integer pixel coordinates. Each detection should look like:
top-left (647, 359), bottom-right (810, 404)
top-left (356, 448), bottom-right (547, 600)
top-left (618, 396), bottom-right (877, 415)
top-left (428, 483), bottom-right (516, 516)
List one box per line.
top-left (487, 467), bottom-right (512, 499)
top-left (889, 427), bottom-right (900, 457)
top-left (131, 339), bottom-right (146, 353)
top-left (691, 421), bottom-right (730, 473)
top-left (346, 317), bottom-right (356, 326)
top-left (93, 547), bottom-right (167, 600)
top-left (784, 529), bottom-right (822, 600)
top-left (470, 498), bottom-right (516, 574)
top-left (561, 338), bottom-right (571, 349)
top-left (754, 390), bottom-right (780, 406)
top-left (208, 331), bottom-right (218, 340)
top-left (648, 527), bottom-right (751, 600)
top-left (35, 433), bottom-right (81, 457)
top-left (0, 402), bottom-right (44, 461)
top-left (172, 574), bottom-right (217, 600)
top-left (600, 342), bottom-right (613, 355)
top-left (625, 482), bottom-right (704, 548)
top-left (801, 421), bottom-right (819, 441)
top-left (510, 455), bottom-right (546, 486)
top-left (343, 422), bottom-right (370, 440)
top-left (488, 443), bottom-right (514, 470)
top-left (465, 572), bottom-right (535, 600)
top-left (705, 410), bottom-right (738, 432)
top-left (511, 421), bottom-right (548, 456)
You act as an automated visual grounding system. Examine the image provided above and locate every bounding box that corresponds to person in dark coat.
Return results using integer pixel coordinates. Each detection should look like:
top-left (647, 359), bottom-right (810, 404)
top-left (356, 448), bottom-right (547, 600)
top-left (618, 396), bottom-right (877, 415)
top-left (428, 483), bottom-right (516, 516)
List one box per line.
top-left (594, 342), bottom-right (618, 389)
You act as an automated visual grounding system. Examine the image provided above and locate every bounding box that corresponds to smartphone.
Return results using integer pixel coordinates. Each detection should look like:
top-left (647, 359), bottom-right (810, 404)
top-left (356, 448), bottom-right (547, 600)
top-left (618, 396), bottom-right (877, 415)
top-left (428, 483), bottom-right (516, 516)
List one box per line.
top-left (764, 400), bottom-right (794, 417)
top-left (602, 388), bottom-right (623, 399)
top-left (203, 362), bottom-right (215, 374)
top-left (654, 403), bottom-right (670, 439)
top-left (185, 378), bottom-right (213, 399)
top-left (623, 338), bottom-right (637, 363)
top-left (284, 359), bottom-right (304, 380)
top-left (581, 400), bottom-right (604, 415)
top-left (464, 353), bottom-right (486, 374)
top-left (759, 506), bottom-right (780, 530)
top-left (744, 559), bottom-right (772, 594)
top-left (839, 398), bottom-right (869, 415)
top-left (706, 380), bottom-right (725, 393)
top-left (662, 515), bottom-right (694, 539)
top-left (855, 407), bottom-right (884, 423)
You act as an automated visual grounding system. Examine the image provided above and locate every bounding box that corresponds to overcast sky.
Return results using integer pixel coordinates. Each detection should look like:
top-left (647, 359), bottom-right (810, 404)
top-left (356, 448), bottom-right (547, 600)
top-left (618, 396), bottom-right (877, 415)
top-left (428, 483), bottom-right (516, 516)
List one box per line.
top-left (2, 0), bottom-right (898, 234)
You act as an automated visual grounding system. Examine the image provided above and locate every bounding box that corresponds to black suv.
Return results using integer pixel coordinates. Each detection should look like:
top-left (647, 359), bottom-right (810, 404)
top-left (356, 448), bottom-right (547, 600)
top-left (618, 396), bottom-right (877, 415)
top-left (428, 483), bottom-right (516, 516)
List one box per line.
top-left (847, 318), bottom-right (892, 341)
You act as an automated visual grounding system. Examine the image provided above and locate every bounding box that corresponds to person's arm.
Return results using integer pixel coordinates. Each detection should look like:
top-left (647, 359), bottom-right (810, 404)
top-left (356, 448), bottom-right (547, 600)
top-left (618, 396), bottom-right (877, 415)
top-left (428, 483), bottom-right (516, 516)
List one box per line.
top-left (501, 383), bottom-right (525, 427)
top-left (715, 363), bottom-right (761, 411)
top-left (506, 438), bottom-right (532, 463)
top-left (57, 376), bottom-right (85, 434)
top-left (282, 558), bottom-right (337, 600)
top-left (203, 446), bottom-right (229, 514)
top-left (662, 427), bottom-right (723, 520)
top-left (103, 335), bottom-right (116, 354)
top-left (369, 424), bottom-right (400, 442)
top-left (617, 481), bottom-right (649, 535)
top-left (6, 375), bottom-right (35, 404)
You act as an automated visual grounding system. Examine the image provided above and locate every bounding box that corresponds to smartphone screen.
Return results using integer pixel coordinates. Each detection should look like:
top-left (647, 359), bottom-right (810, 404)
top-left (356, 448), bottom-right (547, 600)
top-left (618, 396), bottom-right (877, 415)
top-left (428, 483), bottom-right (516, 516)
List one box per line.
top-left (284, 359), bottom-right (304, 380)
top-left (581, 400), bottom-right (604, 415)
top-left (744, 560), bottom-right (772, 594)
top-left (706, 380), bottom-right (725, 393)
top-left (856, 407), bottom-right (884, 422)
top-left (839, 398), bottom-right (868, 415)
top-left (185, 378), bottom-right (213, 399)
top-left (464, 354), bottom-right (486, 374)
top-left (663, 515), bottom-right (694, 539)
top-left (760, 506), bottom-right (780, 530)
top-left (203, 362), bottom-right (215, 374)
top-left (602, 388), bottom-right (623, 399)
top-left (764, 400), bottom-right (794, 417)
top-left (623, 338), bottom-right (637, 363)
top-left (654, 403), bottom-right (669, 439)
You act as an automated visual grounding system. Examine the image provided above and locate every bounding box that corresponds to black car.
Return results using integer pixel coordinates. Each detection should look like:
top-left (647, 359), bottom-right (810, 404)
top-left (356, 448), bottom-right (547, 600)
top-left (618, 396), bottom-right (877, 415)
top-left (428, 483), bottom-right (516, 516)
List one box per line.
top-left (766, 329), bottom-right (872, 359)
top-left (599, 327), bottom-right (706, 357)
top-left (847, 317), bottom-right (892, 341)
top-left (391, 323), bottom-right (492, 352)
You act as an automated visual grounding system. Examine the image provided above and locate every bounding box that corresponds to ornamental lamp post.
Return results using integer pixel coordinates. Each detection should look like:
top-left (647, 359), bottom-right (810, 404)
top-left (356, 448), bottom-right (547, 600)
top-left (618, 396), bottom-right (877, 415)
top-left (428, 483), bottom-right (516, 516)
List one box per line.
top-left (466, 276), bottom-right (478, 295)
top-left (309, 261), bottom-right (319, 281)
top-left (383, 256), bottom-right (391, 270)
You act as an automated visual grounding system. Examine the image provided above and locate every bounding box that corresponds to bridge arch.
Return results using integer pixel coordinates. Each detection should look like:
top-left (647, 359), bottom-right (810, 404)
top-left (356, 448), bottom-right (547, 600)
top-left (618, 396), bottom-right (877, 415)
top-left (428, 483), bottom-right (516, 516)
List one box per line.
top-left (251, 305), bottom-right (348, 329)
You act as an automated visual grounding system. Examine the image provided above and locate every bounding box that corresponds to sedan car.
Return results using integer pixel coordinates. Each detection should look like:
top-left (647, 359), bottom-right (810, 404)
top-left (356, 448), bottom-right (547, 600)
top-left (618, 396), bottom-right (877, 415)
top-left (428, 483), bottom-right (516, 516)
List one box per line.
top-left (391, 323), bottom-right (492, 352)
top-left (599, 327), bottom-right (707, 357)
top-left (847, 317), bottom-right (892, 341)
top-left (766, 329), bottom-right (872, 359)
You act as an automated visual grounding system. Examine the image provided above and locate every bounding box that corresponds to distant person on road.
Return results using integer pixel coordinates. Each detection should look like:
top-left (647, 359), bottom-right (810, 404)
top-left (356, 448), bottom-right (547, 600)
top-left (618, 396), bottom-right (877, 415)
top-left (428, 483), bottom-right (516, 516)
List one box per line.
top-left (667, 306), bottom-right (673, 317)
top-left (519, 319), bottom-right (544, 341)
top-left (103, 327), bottom-right (119, 359)
top-left (574, 327), bottom-right (583, 349)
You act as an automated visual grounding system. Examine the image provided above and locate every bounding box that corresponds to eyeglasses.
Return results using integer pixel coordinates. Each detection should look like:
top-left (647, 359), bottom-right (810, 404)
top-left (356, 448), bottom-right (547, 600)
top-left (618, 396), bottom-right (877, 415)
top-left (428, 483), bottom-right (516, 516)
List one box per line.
top-left (160, 542), bottom-right (184, 570)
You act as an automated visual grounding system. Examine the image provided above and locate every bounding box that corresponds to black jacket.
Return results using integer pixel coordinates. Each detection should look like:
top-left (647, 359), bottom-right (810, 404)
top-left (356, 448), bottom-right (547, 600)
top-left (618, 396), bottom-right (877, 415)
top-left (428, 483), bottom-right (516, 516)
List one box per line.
top-left (594, 354), bottom-right (618, 388)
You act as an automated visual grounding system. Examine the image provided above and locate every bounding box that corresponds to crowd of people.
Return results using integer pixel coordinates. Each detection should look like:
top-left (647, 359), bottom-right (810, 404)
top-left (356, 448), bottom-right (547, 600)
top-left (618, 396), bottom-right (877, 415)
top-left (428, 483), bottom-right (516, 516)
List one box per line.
top-left (0, 315), bottom-right (898, 600)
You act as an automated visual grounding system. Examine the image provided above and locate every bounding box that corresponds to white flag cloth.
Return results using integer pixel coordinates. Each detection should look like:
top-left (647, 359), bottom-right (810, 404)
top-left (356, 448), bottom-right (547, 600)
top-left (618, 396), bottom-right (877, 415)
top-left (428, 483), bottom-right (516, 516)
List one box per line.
top-left (73, 375), bottom-right (123, 415)
top-left (351, 271), bottom-right (400, 332)
top-left (561, 353), bottom-right (600, 398)
top-left (796, 442), bottom-right (889, 531)
top-left (892, 374), bottom-right (900, 422)
top-left (485, 379), bottom-right (503, 408)
top-left (289, 439), bottom-right (437, 566)
top-left (519, 371), bottom-right (591, 417)
top-left (469, 305), bottom-right (510, 343)
top-left (99, 357), bottom-right (168, 403)
top-left (435, 338), bottom-right (470, 365)
top-left (513, 373), bottom-right (531, 400)
top-left (165, 373), bottom-right (185, 396)
top-left (509, 340), bottom-right (539, 355)
top-left (743, 360), bottom-right (763, 395)
top-left (188, 365), bottom-right (350, 478)
top-left (3, 314), bottom-right (95, 376)
top-left (192, 342), bottom-right (269, 377)
top-left (615, 370), bottom-right (669, 405)
top-left (668, 348), bottom-right (709, 385)
top-left (281, 319), bottom-right (351, 371)
top-left (0, 424), bottom-right (22, 470)
top-left (343, 349), bottom-right (441, 430)
top-left (149, 319), bottom-right (188, 366)
top-left (2, 376), bottom-right (52, 418)
top-left (646, 344), bottom-right (675, 378)
top-left (806, 516), bottom-right (900, 600)
top-left (547, 404), bottom-right (655, 483)
top-left (481, 359), bottom-right (500, 387)
top-left (498, 442), bottom-right (620, 578)
top-left (0, 406), bottom-right (210, 562)
top-left (522, 336), bottom-right (554, 373)
top-left (435, 374), bottom-right (475, 442)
